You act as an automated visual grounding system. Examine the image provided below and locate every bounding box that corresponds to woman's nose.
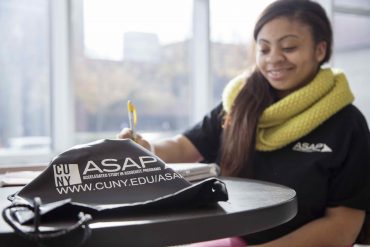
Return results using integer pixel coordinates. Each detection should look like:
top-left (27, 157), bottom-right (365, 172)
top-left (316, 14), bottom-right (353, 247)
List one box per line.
top-left (266, 49), bottom-right (285, 64)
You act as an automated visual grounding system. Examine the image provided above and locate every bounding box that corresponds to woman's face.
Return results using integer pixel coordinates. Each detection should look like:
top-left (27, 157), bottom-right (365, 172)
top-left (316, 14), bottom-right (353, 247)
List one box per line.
top-left (256, 16), bottom-right (327, 98)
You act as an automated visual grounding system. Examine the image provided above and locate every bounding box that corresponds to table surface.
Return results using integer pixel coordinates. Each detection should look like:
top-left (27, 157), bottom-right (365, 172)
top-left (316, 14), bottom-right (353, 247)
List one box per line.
top-left (0, 177), bottom-right (297, 247)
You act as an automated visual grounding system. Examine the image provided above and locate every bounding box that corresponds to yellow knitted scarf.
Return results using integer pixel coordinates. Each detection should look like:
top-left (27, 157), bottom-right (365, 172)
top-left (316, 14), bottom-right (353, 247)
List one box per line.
top-left (222, 68), bottom-right (354, 151)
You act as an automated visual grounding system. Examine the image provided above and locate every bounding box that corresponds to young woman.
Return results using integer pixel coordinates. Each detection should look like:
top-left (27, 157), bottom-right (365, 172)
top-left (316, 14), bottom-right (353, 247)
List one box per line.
top-left (117, 0), bottom-right (370, 246)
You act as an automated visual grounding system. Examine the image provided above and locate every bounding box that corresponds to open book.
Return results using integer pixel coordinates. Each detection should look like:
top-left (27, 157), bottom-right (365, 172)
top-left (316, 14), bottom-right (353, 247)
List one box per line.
top-left (167, 163), bottom-right (220, 182)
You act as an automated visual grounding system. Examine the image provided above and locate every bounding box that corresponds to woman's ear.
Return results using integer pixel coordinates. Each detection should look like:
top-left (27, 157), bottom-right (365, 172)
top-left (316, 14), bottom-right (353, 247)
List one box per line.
top-left (315, 41), bottom-right (327, 63)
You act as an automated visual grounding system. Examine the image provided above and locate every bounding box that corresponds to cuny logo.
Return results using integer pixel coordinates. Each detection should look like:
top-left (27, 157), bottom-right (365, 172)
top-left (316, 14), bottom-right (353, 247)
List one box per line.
top-left (53, 164), bottom-right (82, 187)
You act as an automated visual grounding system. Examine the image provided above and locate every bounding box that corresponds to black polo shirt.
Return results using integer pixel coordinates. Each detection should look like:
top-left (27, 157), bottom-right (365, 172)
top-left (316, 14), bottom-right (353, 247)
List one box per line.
top-left (183, 103), bottom-right (370, 244)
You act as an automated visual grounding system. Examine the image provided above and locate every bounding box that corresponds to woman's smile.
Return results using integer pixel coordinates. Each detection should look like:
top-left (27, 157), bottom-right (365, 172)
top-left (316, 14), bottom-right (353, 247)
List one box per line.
top-left (266, 67), bottom-right (294, 81)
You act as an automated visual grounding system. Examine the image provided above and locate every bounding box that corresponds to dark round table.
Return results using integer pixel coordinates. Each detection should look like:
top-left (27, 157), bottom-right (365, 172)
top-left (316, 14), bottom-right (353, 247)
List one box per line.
top-left (0, 177), bottom-right (297, 247)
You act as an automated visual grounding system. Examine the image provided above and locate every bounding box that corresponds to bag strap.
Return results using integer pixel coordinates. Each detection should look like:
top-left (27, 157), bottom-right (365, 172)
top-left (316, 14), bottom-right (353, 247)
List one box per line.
top-left (2, 197), bottom-right (92, 246)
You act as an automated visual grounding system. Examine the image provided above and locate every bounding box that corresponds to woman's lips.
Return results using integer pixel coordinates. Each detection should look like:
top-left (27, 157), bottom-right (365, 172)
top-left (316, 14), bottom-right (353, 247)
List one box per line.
top-left (267, 68), bottom-right (291, 80)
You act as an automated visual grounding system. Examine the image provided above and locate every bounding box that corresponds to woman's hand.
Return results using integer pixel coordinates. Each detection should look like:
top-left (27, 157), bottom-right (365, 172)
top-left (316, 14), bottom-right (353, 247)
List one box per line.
top-left (117, 128), bottom-right (202, 163)
top-left (116, 127), bottom-right (152, 152)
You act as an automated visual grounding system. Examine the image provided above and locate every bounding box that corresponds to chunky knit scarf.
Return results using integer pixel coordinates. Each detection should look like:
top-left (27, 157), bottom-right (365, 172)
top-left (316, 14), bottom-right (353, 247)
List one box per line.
top-left (222, 68), bottom-right (354, 151)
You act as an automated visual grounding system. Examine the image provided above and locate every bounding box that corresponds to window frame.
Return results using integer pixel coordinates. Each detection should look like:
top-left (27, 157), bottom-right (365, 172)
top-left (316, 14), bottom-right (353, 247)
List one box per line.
top-left (191, 0), bottom-right (212, 124)
top-left (0, 0), bottom-right (72, 165)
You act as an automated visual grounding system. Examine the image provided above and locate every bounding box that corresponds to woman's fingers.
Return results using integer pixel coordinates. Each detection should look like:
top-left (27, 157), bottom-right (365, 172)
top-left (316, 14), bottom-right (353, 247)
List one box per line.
top-left (116, 128), bottom-right (151, 151)
top-left (116, 127), bottom-right (133, 139)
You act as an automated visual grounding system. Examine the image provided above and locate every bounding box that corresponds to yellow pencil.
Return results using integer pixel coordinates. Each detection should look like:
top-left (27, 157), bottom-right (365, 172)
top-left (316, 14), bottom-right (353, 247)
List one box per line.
top-left (127, 100), bottom-right (137, 141)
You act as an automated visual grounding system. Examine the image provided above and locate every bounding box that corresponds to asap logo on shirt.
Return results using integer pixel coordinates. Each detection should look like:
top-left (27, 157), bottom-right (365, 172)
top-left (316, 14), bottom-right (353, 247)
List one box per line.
top-left (292, 142), bottom-right (332, 153)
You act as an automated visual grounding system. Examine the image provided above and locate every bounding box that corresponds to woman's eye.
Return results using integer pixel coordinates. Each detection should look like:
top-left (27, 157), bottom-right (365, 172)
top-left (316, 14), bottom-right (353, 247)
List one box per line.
top-left (282, 47), bottom-right (297, 52)
top-left (259, 49), bottom-right (269, 54)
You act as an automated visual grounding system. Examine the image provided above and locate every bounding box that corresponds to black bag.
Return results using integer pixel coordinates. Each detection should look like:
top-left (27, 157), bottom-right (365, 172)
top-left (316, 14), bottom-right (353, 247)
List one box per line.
top-left (3, 139), bottom-right (228, 246)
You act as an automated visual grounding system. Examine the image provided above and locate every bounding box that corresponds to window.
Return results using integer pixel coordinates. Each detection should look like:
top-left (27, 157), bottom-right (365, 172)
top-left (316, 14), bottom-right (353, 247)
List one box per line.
top-left (70, 0), bottom-right (193, 144)
top-left (210, 0), bottom-right (275, 103)
top-left (332, 4), bottom-right (370, 122)
top-left (0, 0), bottom-right (51, 157)
top-left (333, 14), bottom-right (370, 51)
top-left (334, 0), bottom-right (370, 10)
top-left (1, 0), bottom-right (370, 165)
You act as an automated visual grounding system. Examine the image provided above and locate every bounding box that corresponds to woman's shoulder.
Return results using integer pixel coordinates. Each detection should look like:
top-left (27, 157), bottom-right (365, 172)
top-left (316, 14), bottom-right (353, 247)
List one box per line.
top-left (329, 104), bottom-right (370, 133)
top-left (334, 104), bottom-right (368, 123)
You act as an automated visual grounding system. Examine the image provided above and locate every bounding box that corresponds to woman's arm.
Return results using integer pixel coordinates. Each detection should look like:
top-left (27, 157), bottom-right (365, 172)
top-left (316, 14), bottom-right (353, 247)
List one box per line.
top-left (253, 206), bottom-right (365, 247)
top-left (151, 135), bottom-right (203, 163)
top-left (117, 128), bottom-right (203, 163)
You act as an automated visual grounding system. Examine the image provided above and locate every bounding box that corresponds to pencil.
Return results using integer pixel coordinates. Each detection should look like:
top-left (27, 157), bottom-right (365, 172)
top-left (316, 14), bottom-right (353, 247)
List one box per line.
top-left (127, 100), bottom-right (137, 141)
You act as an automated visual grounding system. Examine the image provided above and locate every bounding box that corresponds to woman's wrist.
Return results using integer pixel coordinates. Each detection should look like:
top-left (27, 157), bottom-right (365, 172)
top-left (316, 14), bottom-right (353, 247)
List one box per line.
top-left (148, 141), bottom-right (155, 154)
